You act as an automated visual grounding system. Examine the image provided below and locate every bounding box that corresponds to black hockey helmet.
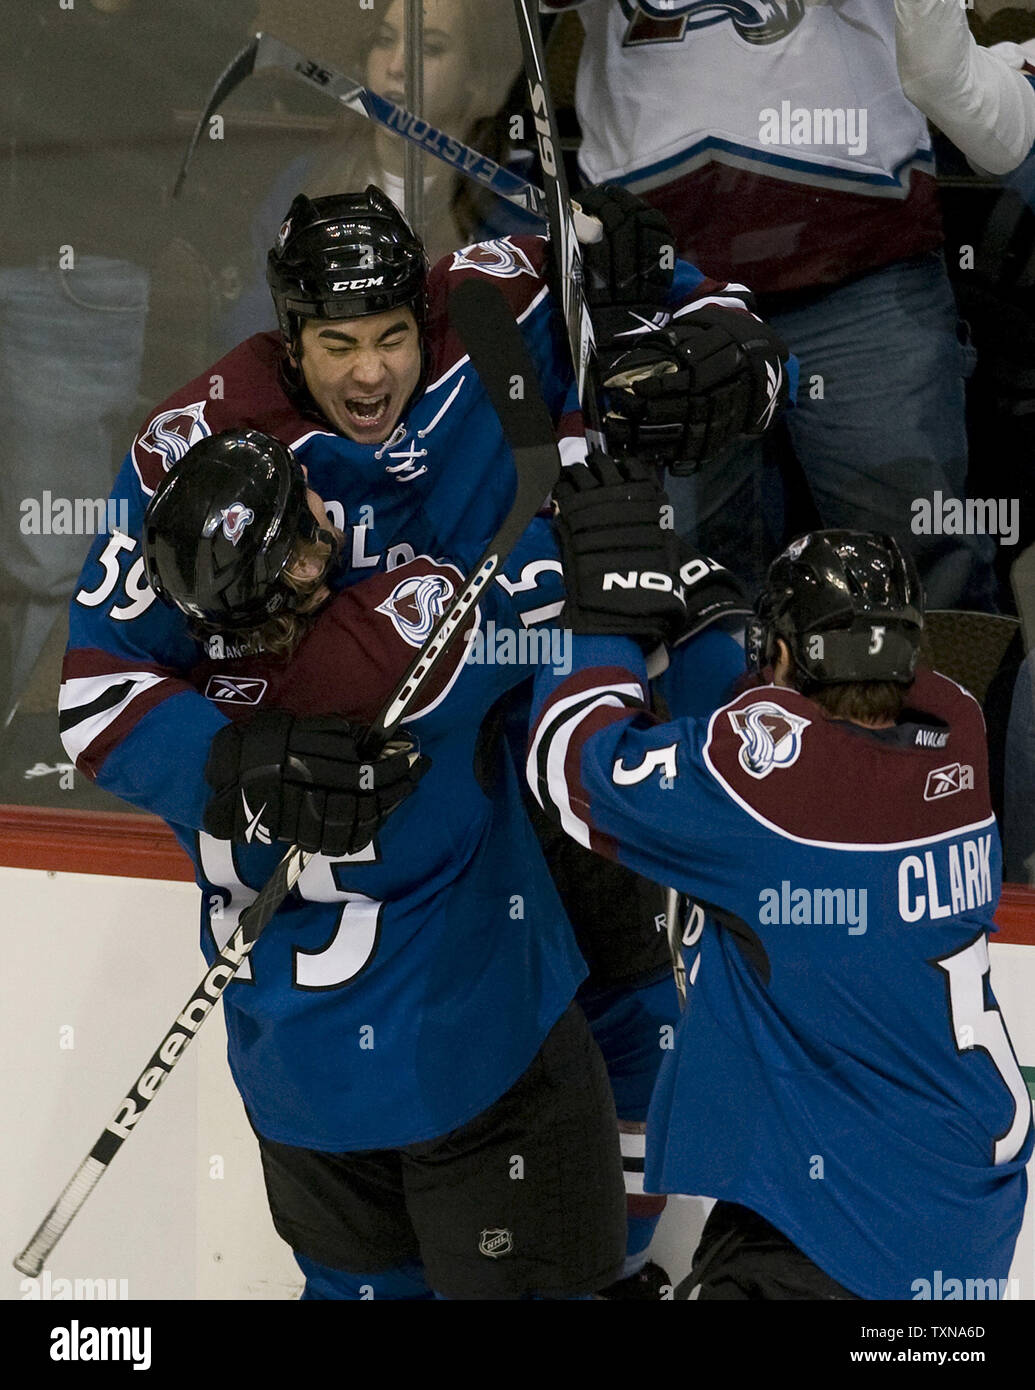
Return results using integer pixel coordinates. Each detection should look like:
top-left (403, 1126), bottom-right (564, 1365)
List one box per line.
top-left (142, 429), bottom-right (324, 631)
top-left (266, 187), bottom-right (429, 352)
top-left (746, 530), bottom-right (924, 686)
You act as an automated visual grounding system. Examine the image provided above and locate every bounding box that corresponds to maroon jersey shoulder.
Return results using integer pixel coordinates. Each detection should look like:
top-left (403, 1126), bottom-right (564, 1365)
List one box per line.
top-left (130, 333), bottom-right (329, 495)
top-left (190, 558), bottom-right (475, 727)
top-left (702, 668), bottom-right (992, 846)
top-left (424, 234), bottom-right (550, 380)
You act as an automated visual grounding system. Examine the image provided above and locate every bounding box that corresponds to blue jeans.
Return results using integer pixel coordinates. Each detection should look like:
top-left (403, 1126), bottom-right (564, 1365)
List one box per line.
top-left (666, 253), bottom-right (998, 611)
top-left (0, 256), bottom-right (149, 719)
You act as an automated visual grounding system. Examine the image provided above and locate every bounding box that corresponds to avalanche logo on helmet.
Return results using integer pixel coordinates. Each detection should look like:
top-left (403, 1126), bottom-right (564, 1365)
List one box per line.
top-left (728, 701), bottom-right (810, 780)
top-left (376, 573), bottom-right (455, 647)
top-left (450, 238), bottom-right (537, 280)
top-left (219, 503), bottom-right (255, 547)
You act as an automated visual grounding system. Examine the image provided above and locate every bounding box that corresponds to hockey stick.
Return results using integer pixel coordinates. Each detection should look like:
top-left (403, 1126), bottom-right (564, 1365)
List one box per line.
top-left (173, 34), bottom-right (602, 240)
top-left (174, 34), bottom-right (542, 211)
top-left (665, 886), bottom-right (687, 1007)
top-left (511, 0), bottom-right (603, 441)
top-left (13, 277), bottom-right (561, 1277)
top-left (175, 32), bottom-right (548, 216)
top-left (511, 3), bottom-right (698, 1012)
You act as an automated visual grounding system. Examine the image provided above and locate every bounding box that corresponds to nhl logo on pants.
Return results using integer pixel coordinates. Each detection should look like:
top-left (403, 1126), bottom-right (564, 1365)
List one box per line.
top-left (479, 1228), bottom-right (513, 1259)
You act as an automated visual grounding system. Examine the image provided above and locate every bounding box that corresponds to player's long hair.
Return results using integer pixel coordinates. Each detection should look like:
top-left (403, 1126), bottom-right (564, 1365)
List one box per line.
top-left (194, 526), bottom-right (344, 661)
top-left (260, 526), bottom-right (345, 658)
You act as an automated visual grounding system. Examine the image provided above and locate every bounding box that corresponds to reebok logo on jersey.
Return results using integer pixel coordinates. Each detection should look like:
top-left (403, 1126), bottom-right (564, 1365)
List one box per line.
top-left (376, 573), bottom-right (455, 647)
top-left (479, 1229), bottom-right (513, 1259)
top-left (728, 701), bottom-right (810, 779)
top-left (924, 763), bottom-right (974, 801)
top-left (204, 676), bottom-right (268, 705)
top-left (241, 791), bottom-right (271, 845)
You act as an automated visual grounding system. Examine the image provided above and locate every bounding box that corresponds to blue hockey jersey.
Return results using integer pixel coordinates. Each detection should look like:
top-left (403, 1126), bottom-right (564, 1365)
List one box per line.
top-left (186, 532), bottom-right (587, 1150)
top-left (529, 633), bottom-right (1033, 1299)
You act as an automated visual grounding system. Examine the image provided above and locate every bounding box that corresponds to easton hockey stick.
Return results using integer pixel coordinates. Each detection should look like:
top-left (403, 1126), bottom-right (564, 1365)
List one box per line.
top-left (174, 34), bottom-right (542, 213)
top-left (13, 277), bottom-right (561, 1277)
top-left (173, 33), bottom-right (602, 241)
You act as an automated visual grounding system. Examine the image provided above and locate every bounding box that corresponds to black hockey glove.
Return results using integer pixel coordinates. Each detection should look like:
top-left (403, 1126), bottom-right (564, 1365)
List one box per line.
top-left (667, 540), bottom-right (753, 647)
top-left (203, 710), bottom-right (429, 857)
top-left (552, 450), bottom-right (686, 650)
top-left (601, 307), bottom-right (791, 473)
top-left (577, 183), bottom-right (676, 349)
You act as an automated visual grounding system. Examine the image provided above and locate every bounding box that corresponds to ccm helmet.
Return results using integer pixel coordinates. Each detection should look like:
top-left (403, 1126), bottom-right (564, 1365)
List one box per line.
top-left (747, 530), bottom-right (924, 686)
top-left (267, 187), bottom-right (429, 351)
top-left (142, 429), bottom-right (323, 631)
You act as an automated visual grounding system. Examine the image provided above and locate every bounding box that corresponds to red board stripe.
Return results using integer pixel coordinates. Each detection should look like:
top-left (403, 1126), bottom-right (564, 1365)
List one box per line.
top-left (993, 886), bottom-right (1035, 947)
top-left (0, 806), bottom-right (1033, 943)
top-left (0, 806), bottom-right (194, 882)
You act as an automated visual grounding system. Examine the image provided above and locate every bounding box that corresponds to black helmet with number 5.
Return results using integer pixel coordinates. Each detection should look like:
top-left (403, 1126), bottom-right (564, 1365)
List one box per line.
top-left (142, 429), bottom-right (325, 632)
top-left (746, 530), bottom-right (924, 686)
top-left (267, 186), bottom-right (429, 353)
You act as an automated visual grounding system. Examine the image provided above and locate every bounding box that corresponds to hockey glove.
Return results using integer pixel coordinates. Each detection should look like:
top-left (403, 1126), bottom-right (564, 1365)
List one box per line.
top-left (552, 450), bottom-right (687, 650)
top-left (602, 307), bottom-right (791, 473)
top-left (667, 540), bottom-right (753, 647)
top-left (203, 710), bottom-right (429, 856)
top-left (577, 183), bottom-right (676, 349)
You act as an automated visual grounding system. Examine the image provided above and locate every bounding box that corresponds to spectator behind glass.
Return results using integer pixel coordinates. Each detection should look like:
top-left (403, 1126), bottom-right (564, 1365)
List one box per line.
top-left (542, 0), bottom-right (1009, 613)
top-left (221, 0), bottom-right (526, 349)
top-left (0, 0), bottom-right (253, 729)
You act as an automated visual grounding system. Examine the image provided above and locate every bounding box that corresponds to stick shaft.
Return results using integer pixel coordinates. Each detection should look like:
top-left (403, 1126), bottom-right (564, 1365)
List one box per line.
top-left (511, 1), bottom-right (603, 439)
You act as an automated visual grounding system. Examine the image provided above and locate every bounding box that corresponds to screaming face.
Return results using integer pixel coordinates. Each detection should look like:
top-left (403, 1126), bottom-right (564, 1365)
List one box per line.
top-left (294, 306), bottom-right (423, 445)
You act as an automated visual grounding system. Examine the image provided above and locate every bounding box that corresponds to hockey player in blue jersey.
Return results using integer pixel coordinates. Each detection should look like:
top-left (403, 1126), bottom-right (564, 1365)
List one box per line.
top-left (529, 455), bottom-right (1034, 1300)
top-left (58, 185), bottom-right (792, 1295)
top-left (134, 427), bottom-right (627, 1299)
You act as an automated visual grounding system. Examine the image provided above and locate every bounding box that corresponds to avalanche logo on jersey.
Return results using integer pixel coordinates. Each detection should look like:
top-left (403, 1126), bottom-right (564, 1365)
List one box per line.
top-left (728, 700), bottom-right (810, 779)
top-left (451, 238), bottom-right (537, 280)
top-left (376, 573), bottom-right (455, 647)
top-left (621, 0), bottom-right (803, 47)
top-left (133, 402), bottom-right (211, 483)
top-left (220, 503), bottom-right (255, 546)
